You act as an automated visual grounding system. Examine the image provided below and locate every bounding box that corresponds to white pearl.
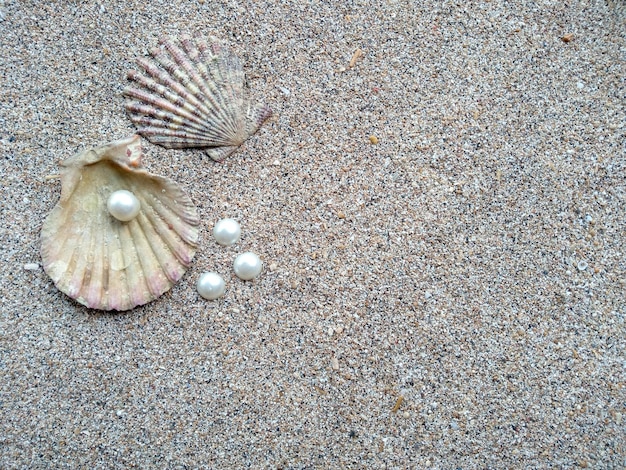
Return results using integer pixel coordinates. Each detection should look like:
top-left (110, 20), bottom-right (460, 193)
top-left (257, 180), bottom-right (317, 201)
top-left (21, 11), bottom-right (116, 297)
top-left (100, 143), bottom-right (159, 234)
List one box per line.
top-left (213, 218), bottom-right (241, 246)
top-left (107, 190), bottom-right (140, 222)
top-left (196, 272), bottom-right (225, 300)
top-left (233, 252), bottom-right (262, 280)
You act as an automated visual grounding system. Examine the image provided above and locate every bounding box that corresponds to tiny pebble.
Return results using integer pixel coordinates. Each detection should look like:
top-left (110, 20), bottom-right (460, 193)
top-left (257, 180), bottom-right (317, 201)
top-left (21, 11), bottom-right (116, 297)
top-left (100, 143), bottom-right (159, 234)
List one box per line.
top-left (577, 260), bottom-right (588, 271)
top-left (24, 263), bottom-right (40, 271)
top-left (369, 135), bottom-right (379, 144)
top-left (331, 357), bottom-right (339, 370)
top-left (349, 48), bottom-right (363, 67)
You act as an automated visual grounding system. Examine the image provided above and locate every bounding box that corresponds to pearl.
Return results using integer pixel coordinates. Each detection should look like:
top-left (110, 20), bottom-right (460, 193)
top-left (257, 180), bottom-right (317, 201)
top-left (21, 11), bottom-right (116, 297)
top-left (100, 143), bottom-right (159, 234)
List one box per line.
top-left (213, 218), bottom-right (241, 246)
top-left (233, 252), bottom-right (262, 280)
top-left (107, 190), bottom-right (140, 222)
top-left (196, 272), bottom-right (226, 300)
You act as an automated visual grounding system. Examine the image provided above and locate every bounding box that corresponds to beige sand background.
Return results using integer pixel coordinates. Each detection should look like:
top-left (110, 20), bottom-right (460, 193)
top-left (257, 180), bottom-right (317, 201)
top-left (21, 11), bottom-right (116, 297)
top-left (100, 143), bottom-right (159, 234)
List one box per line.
top-left (1, 0), bottom-right (625, 468)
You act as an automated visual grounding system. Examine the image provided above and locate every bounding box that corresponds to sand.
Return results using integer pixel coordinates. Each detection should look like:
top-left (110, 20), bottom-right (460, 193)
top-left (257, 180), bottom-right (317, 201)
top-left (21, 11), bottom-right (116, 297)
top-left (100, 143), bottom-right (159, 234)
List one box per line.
top-left (1, 0), bottom-right (624, 468)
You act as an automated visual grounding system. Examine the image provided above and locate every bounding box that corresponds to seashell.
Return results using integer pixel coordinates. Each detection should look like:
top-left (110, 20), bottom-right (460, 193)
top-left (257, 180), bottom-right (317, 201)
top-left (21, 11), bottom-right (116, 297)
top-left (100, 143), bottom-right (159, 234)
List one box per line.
top-left (41, 135), bottom-right (200, 311)
top-left (123, 35), bottom-right (272, 161)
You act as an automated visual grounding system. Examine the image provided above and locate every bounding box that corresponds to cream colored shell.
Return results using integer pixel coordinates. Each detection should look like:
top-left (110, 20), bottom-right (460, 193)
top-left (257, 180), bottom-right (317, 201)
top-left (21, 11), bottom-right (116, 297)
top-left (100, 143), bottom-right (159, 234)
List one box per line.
top-left (41, 135), bottom-right (200, 311)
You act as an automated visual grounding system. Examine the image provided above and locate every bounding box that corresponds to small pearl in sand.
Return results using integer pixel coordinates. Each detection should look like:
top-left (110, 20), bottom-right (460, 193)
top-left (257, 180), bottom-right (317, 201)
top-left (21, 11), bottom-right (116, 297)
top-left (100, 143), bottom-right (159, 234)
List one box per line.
top-left (197, 272), bottom-right (226, 300)
top-left (233, 252), bottom-right (262, 280)
top-left (213, 218), bottom-right (241, 246)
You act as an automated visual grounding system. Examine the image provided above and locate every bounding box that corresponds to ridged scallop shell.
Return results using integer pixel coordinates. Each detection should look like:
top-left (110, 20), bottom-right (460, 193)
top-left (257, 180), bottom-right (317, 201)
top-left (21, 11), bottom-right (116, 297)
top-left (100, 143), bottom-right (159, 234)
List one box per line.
top-left (41, 135), bottom-right (200, 311)
top-left (123, 35), bottom-right (272, 162)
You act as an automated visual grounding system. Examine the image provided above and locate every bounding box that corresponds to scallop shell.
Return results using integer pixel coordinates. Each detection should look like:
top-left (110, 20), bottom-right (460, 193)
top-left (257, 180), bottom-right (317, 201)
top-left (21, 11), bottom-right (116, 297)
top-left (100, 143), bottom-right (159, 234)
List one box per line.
top-left (123, 35), bottom-right (272, 162)
top-left (41, 135), bottom-right (200, 311)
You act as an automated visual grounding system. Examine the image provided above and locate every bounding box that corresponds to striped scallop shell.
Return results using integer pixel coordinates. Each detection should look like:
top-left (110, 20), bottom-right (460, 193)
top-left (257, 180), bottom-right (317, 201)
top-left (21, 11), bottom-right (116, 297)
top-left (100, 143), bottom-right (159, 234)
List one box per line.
top-left (41, 135), bottom-right (200, 311)
top-left (123, 35), bottom-right (272, 162)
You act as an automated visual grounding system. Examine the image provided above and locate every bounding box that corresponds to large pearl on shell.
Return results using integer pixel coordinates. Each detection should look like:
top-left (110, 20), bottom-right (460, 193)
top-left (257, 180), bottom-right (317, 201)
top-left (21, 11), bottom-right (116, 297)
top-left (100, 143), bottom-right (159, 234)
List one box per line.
top-left (107, 190), bottom-right (141, 222)
top-left (233, 252), bottom-right (262, 280)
